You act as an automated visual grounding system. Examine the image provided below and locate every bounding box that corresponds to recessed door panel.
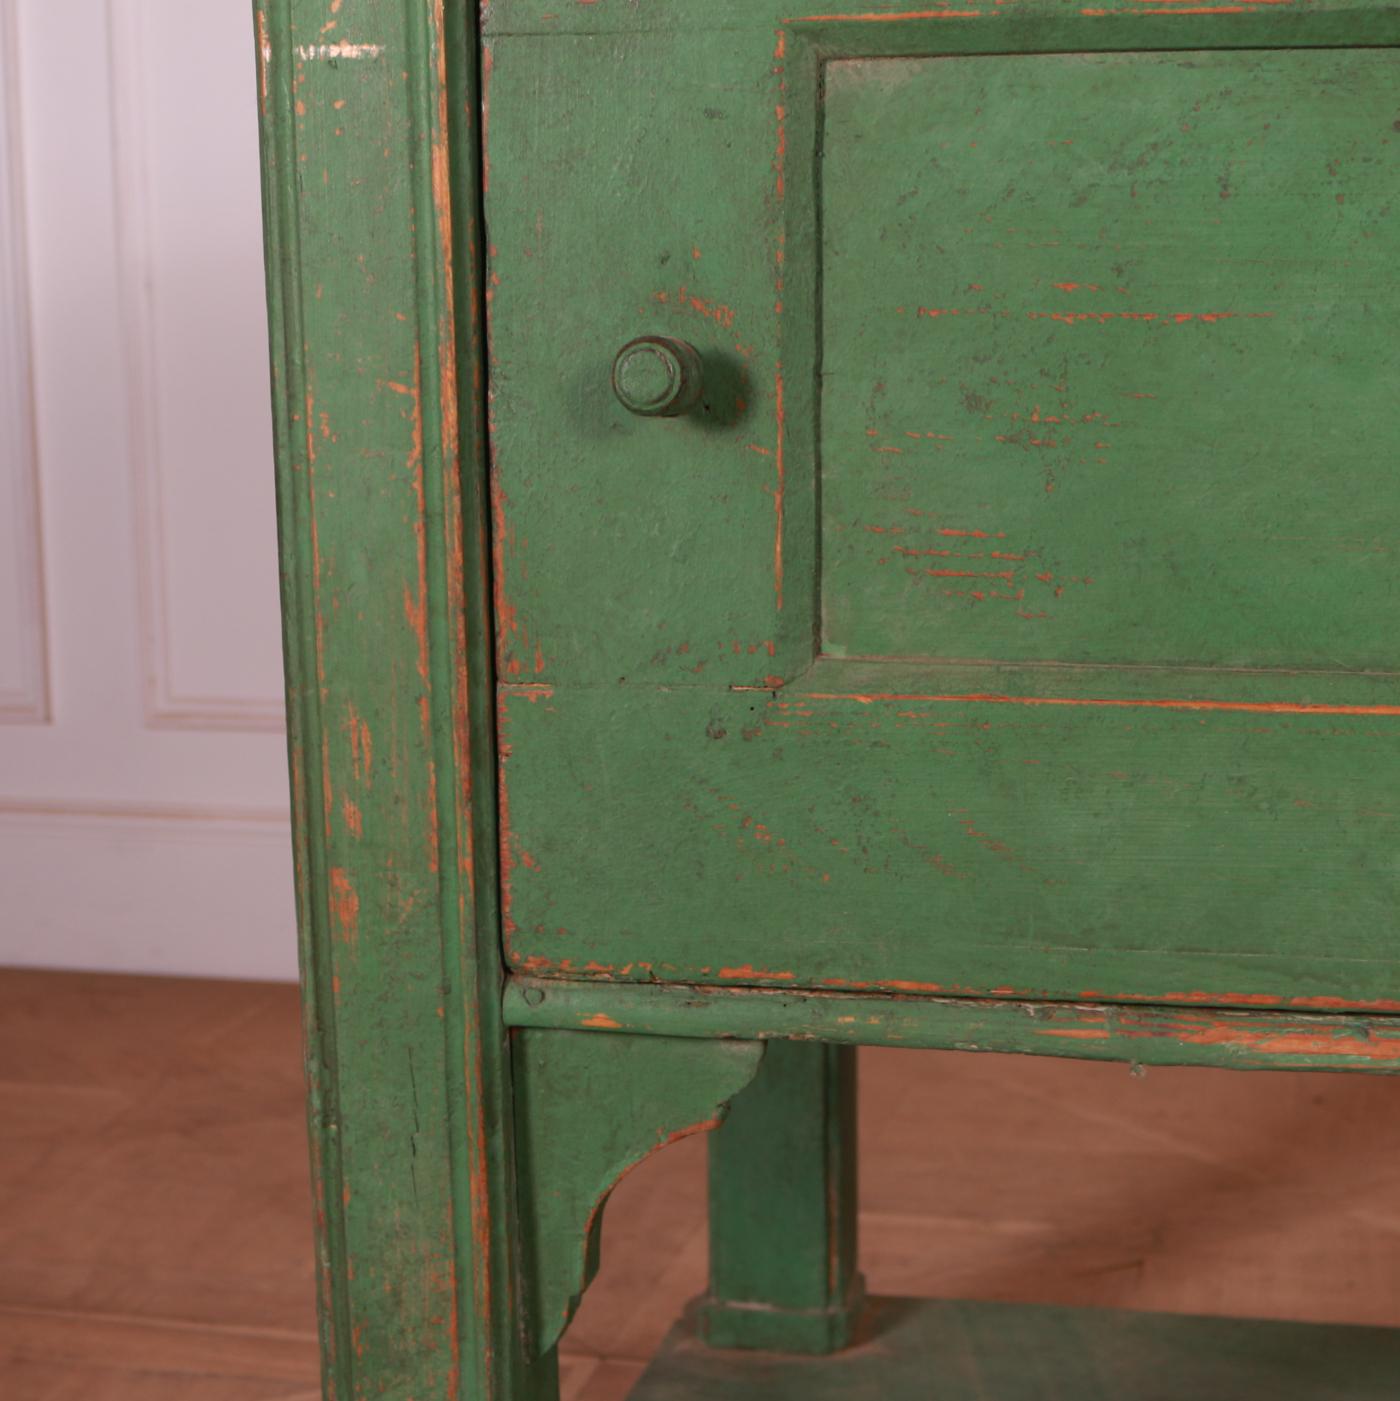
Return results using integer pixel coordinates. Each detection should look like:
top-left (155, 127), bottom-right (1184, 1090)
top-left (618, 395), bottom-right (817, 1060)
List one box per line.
top-left (821, 49), bottom-right (1398, 670)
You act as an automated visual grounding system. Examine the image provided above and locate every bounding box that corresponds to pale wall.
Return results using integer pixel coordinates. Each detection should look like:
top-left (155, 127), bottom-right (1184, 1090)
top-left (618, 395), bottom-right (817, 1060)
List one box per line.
top-left (0, 1), bottom-right (298, 980)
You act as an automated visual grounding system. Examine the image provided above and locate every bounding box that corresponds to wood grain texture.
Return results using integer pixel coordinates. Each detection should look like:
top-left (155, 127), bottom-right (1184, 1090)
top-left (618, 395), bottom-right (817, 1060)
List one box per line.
top-left (0, 972), bottom-right (320, 1400)
top-left (256, 2), bottom-right (550, 1396)
top-left (14, 972), bottom-right (1400, 1399)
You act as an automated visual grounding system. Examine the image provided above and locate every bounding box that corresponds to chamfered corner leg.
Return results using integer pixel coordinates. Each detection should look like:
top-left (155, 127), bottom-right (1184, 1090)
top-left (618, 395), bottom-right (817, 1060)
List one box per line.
top-left (701, 1040), bottom-right (865, 1354)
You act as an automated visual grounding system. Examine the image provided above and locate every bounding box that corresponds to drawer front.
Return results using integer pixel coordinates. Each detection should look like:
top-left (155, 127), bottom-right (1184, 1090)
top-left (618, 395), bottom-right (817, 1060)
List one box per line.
top-left (484, 3), bottom-right (1400, 1010)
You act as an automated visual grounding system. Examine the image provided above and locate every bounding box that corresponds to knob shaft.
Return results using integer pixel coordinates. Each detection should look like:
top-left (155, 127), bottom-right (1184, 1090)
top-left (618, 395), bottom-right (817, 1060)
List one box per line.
top-left (612, 336), bottom-right (704, 418)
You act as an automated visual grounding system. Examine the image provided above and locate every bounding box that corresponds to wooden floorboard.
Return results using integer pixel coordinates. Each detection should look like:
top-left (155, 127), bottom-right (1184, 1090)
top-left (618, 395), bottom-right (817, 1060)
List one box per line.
top-left (3, 969), bottom-right (1400, 1400)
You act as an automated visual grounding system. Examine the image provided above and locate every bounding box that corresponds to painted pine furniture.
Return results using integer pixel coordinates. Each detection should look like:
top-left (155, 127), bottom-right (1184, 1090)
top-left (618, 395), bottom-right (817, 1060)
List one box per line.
top-left (256, 1), bottom-right (1400, 1395)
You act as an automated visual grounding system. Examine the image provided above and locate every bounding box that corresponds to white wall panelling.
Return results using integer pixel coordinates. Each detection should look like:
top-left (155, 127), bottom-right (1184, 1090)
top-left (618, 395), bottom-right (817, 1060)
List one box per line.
top-left (0, 6), bottom-right (51, 724)
top-left (108, 0), bottom-right (286, 732)
top-left (1, 1), bottom-right (297, 978)
top-left (0, 804), bottom-right (296, 981)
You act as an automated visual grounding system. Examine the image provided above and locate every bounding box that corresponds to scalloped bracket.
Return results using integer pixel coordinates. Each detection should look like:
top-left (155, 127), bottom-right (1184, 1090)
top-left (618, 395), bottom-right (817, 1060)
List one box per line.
top-left (512, 1027), bottom-right (766, 1357)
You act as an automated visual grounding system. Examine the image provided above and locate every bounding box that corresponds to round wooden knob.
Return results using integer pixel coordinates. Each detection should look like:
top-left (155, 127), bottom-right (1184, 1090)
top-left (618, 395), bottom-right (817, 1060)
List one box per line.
top-left (611, 336), bottom-right (704, 418)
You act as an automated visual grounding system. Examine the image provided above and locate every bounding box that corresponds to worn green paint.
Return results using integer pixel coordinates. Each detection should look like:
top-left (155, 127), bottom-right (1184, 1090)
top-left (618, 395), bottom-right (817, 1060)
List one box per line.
top-left (821, 48), bottom-right (1399, 668)
top-left (504, 977), bottom-right (1400, 1074)
top-left (501, 664), bottom-right (1400, 1009)
top-left (265, 1), bottom-right (1400, 1396)
top-left (703, 1043), bottom-right (863, 1353)
top-left (513, 1030), bottom-right (765, 1357)
top-left (632, 1296), bottom-right (1400, 1400)
top-left (483, 1), bottom-right (1400, 39)
top-left (257, 2), bottom-right (554, 1397)
top-left (488, 6), bottom-right (1400, 1015)
top-left (484, 26), bottom-right (818, 690)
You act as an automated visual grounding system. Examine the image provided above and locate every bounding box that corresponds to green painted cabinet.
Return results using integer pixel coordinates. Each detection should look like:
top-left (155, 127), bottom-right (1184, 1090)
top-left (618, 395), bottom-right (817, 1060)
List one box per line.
top-left (257, 2), bottom-right (1400, 1397)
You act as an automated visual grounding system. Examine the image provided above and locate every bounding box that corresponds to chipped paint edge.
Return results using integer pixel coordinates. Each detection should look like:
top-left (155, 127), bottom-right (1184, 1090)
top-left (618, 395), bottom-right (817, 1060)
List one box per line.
top-left (504, 977), bottom-right (1400, 1073)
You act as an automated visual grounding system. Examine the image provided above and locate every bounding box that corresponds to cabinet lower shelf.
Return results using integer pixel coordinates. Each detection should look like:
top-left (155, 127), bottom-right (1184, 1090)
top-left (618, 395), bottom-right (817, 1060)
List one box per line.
top-left (626, 1296), bottom-right (1400, 1400)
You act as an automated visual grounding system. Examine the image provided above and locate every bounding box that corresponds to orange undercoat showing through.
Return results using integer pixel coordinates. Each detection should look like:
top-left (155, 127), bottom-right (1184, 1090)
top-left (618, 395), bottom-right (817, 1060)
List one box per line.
top-left (505, 955), bottom-right (1400, 1019)
top-left (581, 1012), bottom-right (623, 1030)
top-left (328, 867), bottom-right (360, 946)
top-left (719, 965), bottom-right (798, 982)
top-left (803, 692), bottom-right (1400, 718)
top-left (1036, 1020), bottom-right (1400, 1063)
top-left (918, 307), bottom-right (1270, 323)
top-left (790, 9), bottom-right (984, 20)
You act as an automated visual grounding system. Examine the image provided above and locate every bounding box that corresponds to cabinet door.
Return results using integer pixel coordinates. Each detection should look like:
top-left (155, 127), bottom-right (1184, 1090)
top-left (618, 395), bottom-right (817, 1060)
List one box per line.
top-left (484, 3), bottom-right (1400, 1012)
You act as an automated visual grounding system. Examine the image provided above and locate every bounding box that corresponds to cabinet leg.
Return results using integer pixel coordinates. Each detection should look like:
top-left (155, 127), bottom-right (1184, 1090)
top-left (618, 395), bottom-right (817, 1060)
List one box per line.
top-left (701, 1041), bottom-right (865, 1354)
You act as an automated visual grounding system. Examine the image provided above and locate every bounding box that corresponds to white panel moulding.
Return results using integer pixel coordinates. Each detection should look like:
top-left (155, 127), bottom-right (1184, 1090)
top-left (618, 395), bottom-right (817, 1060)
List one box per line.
top-left (0, 800), bottom-right (298, 979)
top-left (0, 6), bottom-right (51, 725)
top-left (107, 0), bottom-right (286, 734)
